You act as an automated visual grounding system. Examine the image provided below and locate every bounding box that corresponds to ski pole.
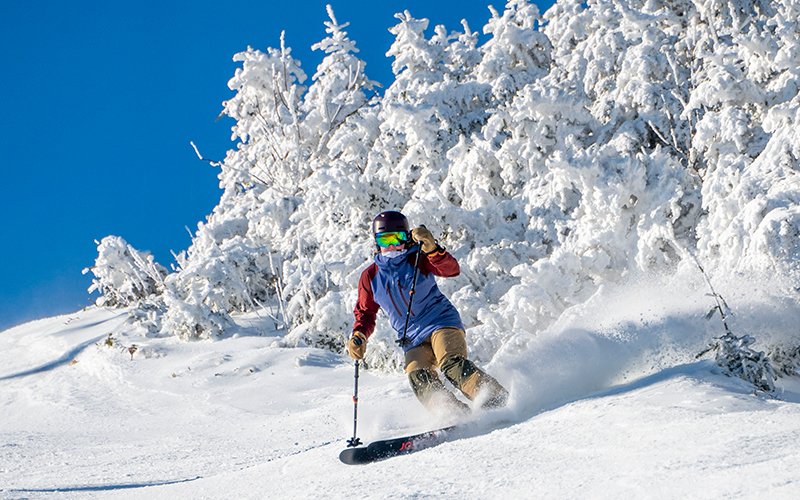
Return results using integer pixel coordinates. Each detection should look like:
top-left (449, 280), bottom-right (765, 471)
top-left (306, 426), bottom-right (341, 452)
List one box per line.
top-left (346, 357), bottom-right (363, 448)
top-left (396, 243), bottom-right (424, 348)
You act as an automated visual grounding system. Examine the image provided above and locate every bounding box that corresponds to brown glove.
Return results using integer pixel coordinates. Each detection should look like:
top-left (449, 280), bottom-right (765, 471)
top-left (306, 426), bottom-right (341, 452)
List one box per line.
top-left (411, 226), bottom-right (437, 254)
top-left (347, 331), bottom-right (367, 360)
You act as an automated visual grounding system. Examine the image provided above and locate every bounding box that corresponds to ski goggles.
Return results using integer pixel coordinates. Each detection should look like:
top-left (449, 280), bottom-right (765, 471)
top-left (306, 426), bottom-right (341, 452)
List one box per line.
top-left (375, 231), bottom-right (409, 248)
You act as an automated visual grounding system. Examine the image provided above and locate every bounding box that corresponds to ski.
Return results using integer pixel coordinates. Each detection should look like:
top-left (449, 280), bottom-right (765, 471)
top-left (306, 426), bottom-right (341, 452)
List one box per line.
top-left (339, 425), bottom-right (456, 465)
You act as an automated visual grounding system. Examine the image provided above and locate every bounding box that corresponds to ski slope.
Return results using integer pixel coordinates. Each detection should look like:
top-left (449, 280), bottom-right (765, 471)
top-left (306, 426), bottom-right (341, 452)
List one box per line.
top-left (2, 274), bottom-right (800, 499)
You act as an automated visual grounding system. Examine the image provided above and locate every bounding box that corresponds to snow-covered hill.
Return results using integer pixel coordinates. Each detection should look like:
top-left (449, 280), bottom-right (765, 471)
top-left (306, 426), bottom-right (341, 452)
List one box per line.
top-left (3, 267), bottom-right (800, 499)
top-left (6, 0), bottom-right (800, 496)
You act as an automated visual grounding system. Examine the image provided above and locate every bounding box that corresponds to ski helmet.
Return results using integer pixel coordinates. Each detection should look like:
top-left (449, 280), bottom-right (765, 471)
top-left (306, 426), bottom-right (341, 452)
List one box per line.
top-left (372, 211), bottom-right (409, 237)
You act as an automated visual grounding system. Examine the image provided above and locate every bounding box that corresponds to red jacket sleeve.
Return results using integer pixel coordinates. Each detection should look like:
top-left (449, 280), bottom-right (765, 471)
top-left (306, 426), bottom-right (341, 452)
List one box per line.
top-left (353, 264), bottom-right (380, 338)
top-left (419, 248), bottom-right (460, 277)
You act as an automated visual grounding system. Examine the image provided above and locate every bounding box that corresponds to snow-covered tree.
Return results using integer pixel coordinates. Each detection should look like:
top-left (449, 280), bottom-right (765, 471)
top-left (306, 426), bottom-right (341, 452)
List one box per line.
top-left (157, 6), bottom-right (382, 343)
top-left (368, 9), bottom-right (502, 203)
top-left (699, 331), bottom-right (777, 392)
top-left (302, 4), bottom-right (379, 160)
top-left (84, 236), bottom-right (167, 308)
top-left (86, 1), bottom-right (800, 374)
top-left (476, 0), bottom-right (551, 100)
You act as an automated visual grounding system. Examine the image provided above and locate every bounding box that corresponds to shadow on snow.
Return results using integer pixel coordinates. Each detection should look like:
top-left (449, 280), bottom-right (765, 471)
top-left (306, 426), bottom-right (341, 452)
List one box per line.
top-left (6, 476), bottom-right (201, 493)
top-left (0, 334), bottom-right (108, 381)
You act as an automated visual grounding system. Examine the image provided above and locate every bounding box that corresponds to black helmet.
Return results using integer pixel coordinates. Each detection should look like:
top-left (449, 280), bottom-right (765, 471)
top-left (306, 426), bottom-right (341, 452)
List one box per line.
top-left (372, 211), bottom-right (409, 236)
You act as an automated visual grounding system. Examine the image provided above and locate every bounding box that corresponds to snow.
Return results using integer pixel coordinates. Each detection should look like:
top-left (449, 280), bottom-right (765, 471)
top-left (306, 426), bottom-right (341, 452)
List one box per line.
top-left (3, 266), bottom-right (800, 498)
top-left (6, 0), bottom-right (800, 497)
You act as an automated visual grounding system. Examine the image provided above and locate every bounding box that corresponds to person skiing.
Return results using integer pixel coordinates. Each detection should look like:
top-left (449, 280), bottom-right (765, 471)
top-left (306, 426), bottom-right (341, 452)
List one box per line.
top-left (347, 210), bottom-right (508, 416)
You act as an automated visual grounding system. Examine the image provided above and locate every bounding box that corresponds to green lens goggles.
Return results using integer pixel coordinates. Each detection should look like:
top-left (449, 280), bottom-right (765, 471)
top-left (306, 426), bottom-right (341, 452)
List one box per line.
top-left (375, 231), bottom-right (409, 248)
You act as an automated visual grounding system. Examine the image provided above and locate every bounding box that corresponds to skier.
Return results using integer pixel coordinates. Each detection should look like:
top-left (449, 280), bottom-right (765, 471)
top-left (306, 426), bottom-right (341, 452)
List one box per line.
top-left (347, 210), bottom-right (508, 416)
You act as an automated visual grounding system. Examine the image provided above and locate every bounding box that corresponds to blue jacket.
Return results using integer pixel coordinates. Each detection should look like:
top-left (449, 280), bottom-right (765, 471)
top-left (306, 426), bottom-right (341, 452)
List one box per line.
top-left (353, 245), bottom-right (463, 351)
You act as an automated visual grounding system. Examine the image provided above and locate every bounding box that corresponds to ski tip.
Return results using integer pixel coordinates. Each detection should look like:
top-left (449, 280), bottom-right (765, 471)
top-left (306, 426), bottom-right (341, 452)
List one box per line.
top-left (339, 447), bottom-right (371, 465)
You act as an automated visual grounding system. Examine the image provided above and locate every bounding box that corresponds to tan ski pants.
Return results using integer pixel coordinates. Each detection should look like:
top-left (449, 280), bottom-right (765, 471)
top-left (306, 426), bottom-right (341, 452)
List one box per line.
top-left (405, 327), bottom-right (507, 413)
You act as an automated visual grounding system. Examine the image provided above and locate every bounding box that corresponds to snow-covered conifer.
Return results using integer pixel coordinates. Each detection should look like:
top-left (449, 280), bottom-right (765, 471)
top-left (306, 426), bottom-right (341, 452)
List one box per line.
top-left (87, 1), bottom-right (800, 372)
top-left (699, 331), bottom-right (777, 392)
top-left (688, 0), bottom-right (800, 292)
top-left (153, 8), bottom-right (385, 344)
top-left (370, 11), bottom-right (492, 201)
top-left (223, 36), bottom-right (308, 197)
top-left (475, 0), bottom-right (551, 101)
top-left (302, 5), bottom-right (379, 160)
top-left (84, 236), bottom-right (168, 308)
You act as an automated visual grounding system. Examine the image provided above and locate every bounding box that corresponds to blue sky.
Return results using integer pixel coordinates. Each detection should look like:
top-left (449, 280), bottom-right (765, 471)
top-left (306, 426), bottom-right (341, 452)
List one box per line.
top-left (0, 0), bottom-right (555, 332)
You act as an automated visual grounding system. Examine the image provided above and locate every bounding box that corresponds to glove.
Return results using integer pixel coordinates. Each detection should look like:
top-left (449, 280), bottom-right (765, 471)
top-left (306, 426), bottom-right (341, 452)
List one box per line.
top-left (411, 226), bottom-right (438, 254)
top-left (348, 331), bottom-right (367, 360)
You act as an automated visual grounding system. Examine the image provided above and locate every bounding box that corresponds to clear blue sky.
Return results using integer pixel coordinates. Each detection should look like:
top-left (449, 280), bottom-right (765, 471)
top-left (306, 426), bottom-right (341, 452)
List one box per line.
top-left (0, 0), bottom-right (555, 332)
